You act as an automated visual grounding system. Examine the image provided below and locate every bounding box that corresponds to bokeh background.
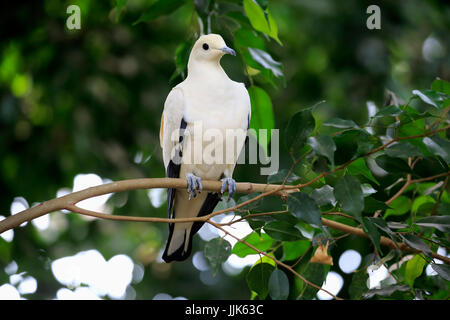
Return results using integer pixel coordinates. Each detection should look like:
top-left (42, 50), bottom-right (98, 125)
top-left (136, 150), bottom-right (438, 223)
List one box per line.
top-left (0, 0), bottom-right (449, 299)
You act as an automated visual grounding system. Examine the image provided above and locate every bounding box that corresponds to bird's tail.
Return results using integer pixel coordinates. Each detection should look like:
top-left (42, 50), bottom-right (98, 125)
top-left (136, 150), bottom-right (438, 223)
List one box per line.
top-left (162, 221), bottom-right (193, 262)
top-left (162, 192), bottom-right (220, 262)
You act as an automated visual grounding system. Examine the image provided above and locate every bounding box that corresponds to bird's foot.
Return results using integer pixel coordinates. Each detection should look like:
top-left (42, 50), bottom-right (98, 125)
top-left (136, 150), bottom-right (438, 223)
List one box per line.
top-left (221, 177), bottom-right (236, 202)
top-left (186, 173), bottom-right (203, 200)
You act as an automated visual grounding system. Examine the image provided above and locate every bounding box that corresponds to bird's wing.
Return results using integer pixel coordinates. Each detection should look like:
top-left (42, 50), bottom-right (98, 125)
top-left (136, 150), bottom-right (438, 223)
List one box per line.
top-left (160, 87), bottom-right (186, 171)
top-left (160, 87), bottom-right (186, 219)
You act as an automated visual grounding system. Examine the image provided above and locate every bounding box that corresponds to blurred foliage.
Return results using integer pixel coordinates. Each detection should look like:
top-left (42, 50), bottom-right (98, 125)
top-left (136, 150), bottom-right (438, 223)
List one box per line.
top-left (0, 0), bottom-right (449, 300)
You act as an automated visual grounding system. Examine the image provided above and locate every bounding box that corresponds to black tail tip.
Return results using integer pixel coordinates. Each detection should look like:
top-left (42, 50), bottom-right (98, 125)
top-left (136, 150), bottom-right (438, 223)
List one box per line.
top-left (162, 242), bottom-right (192, 263)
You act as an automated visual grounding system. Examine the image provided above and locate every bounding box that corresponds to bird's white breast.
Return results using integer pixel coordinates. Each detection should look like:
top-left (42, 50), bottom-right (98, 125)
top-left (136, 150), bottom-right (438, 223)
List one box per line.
top-left (181, 80), bottom-right (249, 130)
top-left (177, 79), bottom-right (250, 179)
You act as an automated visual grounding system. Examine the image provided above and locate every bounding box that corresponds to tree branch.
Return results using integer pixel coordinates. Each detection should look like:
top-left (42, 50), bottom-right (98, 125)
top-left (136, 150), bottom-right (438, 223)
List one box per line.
top-left (321, 218), bottom-right (450, 264)
top-left (0, 178), bottom-right (294, 234)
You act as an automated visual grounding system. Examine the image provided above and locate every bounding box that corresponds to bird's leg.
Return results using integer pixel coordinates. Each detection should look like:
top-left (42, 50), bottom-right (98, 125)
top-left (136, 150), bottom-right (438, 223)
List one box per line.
top-left (220, 177), bottom-right (236, 202)
top-left (186, 173), bottom-right (203, 200)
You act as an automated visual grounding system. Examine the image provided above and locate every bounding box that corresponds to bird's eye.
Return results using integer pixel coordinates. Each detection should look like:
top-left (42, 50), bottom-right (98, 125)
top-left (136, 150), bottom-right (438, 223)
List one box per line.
top-left (202, 43), bottom-right (209, 50)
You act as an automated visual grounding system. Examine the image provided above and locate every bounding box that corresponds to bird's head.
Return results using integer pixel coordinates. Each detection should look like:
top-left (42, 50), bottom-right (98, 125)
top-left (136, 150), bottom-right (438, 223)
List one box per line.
top-left (189, 34), bottom-right (236, 64)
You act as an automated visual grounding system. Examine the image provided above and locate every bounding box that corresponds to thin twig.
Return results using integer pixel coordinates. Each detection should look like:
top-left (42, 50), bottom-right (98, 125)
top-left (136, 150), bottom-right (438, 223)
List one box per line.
top-left (385, 174), bottom-right (412, 206)
top-left (282, 149), bottom-right (312, 186)
top-left (430, 175), bottom-right (449, 216)
top-left (322, 211), bottom-right (359, 221)
top-left (290, 244), bottom-right (312, 268)
top-left (219, 210), bottom-right (289, 226)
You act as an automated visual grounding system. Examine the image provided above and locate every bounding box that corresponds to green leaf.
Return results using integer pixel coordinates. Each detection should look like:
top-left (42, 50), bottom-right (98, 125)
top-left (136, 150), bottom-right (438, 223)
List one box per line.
top-left (246, 262), bottom-right (275, 299)
top-left (263, 221), bottom-right (305, 241)
top-left (365, 284), bottom-right (409, 299)
top-left (323, 117), bottom-right (358, 129)
top-left (334, 175), bottom-right (364, 220)
top-left (370, 218), bottom-right (398, 242)
top-left (248, 219), bottom-right (266, 234)
top-left (361, 183), bottom-right (377, 196)
top-left (400, 234), bottom-right (432, 256)
top-left (134, 0), bottom-right (186, 24)
top-left (234, 28), bottom-right (266, 50)
top-left (232, 232), bottom-right (274, 258)
top-left (356, 131), bottom-right (380, 157)
top-left (268, 269), bottom-right (289, 300)
top-left (115, 0), bottom-right (127, 22)
top-left (412, 89), bottom-right (446, 109)
top-left (204, 237), bottom-right (232, 275)
top-left (385, 142), bottom-right (423, 158)
top-left (287, 192), bottom-right (322, 228)
top-left (255, 0), bottom-right (268, 10)
top-left (243, 0), bottom-right (269, 32)
top-left (411, 195), bottom-right (435, 214)
top-left (348, 269), bottom-right (369, 299)
top-left (248, 48), bottom-right (283, 78)
top-left (375, 155), bottom-right (411, 174)
top-left (172, 40), bottom-right (191, 80)
top-left (243, 0), bottom-right (280, 44)
top-left (374, 105), bottom-right (403, 118)
top-left (405, 254), bottom-right (427, 287)
top-left (307, 135), bottom-right (336, 169)
top-left (436, 203), bottom-right (450, 215)
top-left (258, 196), bottom-right (284, 213)
top-left (310, 185), bottom-right (336, 206)
top-left (431, 78), bottom-right (450, 95)
top-left (347, 158), bottom-right (379, 185)
top-left (333, 129), bottom-right (378, 163)
top-left (423, 136), bottom-right (450, 163)
top-left (364, 198), bottom-right (389, 213)
top-left (412, 157), bottom-right (449, 180)
top-left (285, 108), bottom-right (315, 155)
top-left (431, 263), bottom-right (450, 281)
top-left (370, 218), bottom-right (395, 235)
top-left (248, 86), bottom-right (275, 153)
top-left (399, 118), bottom-right (425, 137)
top-left (267, 169), bottom-right (299, 184)
top-left (0, 240), bottom-right (11, 265)
top-left (266, 10), bottom-right (281, 44)
top-left (300, 263), bottom-right (326, 299)
top-left (241, 50), bottom-right (277, 84)
top-left (225, 11), bottom-right (252, 29)
top-left (362, 217), bottom-right (382, 254)
top-left (237, 193), bottom-right (261, 211)
top-left (415, 216), bottom-right (450, 232)
top-left (194, 0), bottom-right (212, 16)
top-left (387, 221), bottom-right (409, 229)
top-left (282, 240), bottom-right (310, 261)
top-left (402, 105), bottom-right (436, 121)
top-left (384, 196), bottom-right (411, 218)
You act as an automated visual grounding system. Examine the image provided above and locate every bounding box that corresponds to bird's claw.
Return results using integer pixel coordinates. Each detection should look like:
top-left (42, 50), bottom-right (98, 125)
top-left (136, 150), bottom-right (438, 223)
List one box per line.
top-left (186, 173), bottom-right (203, 200)
top-left (221, 177), bottom-right (236, 202)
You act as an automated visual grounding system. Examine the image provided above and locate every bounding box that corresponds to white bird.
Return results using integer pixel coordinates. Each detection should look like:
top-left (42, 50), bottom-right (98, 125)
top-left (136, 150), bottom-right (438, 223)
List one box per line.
top-left (159, 34), bottom-right (251, 262)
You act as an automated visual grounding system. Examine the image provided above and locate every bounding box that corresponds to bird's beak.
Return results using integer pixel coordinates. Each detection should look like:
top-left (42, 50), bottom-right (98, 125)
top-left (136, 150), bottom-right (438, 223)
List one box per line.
top-left (221, 46), bottom-right (236, 56)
